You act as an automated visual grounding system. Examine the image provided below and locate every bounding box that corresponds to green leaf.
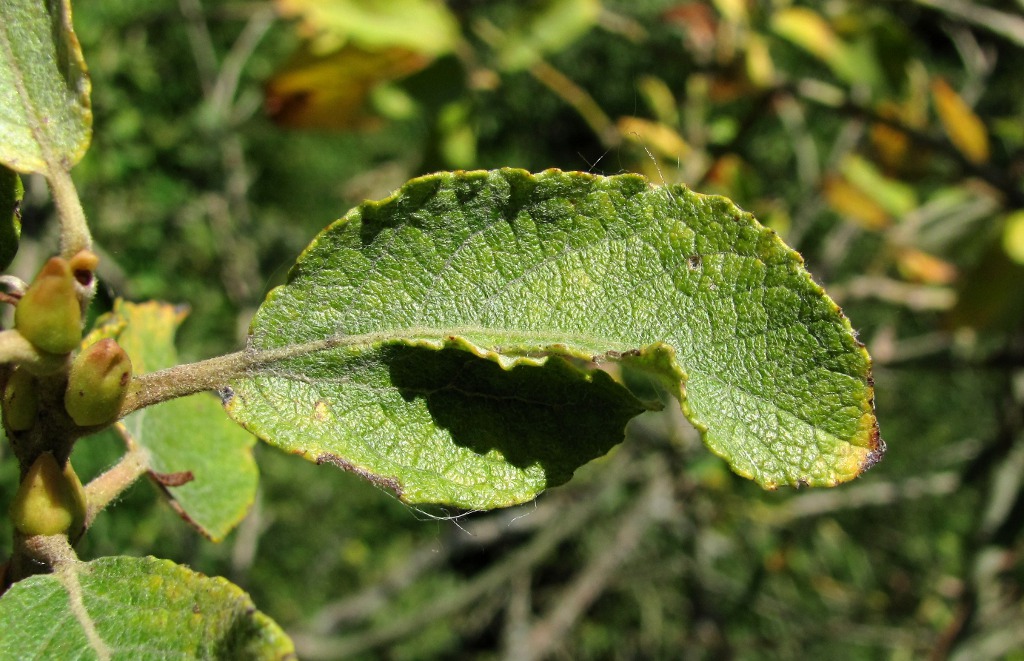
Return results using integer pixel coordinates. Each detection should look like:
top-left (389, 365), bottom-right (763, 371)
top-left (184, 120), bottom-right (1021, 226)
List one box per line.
top-left (0, 0), bottom-right (92, 175)
top-left (0, 165), bottom-right (22, 269)
top-left (97, 300), bottom-right (259, 541)
top-left (0, 556), bottom-right (295, 659)
top-left (226, 169), bottom-right (882, 509)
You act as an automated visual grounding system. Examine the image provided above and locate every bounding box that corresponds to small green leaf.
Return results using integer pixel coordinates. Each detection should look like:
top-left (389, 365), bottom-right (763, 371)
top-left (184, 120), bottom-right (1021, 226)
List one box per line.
top-left (0, 556), bottom-right (295, 659)
top-left (102, 300), bottom-right (259, 541)
top-left (0, 0), bottom-right (92, 175)
top-left (0, 165), bottom-right (22, 269)
top-left (227, 169), bottom-right (882, 509)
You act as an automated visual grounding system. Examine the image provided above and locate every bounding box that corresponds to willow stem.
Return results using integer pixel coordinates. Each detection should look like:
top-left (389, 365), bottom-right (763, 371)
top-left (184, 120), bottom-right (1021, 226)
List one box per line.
top-left (83, 443), bottom-right (149, 529)
top-left (47, 168), bottom-right (92, 259)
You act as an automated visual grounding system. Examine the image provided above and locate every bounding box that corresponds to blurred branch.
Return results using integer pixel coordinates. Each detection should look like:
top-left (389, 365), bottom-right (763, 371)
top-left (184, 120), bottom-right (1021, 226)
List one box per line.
top-left (770, 472), bottom-right (961, 523)
top-left (176, 0), bottom-right (272, 305)
top-left (306, 502), bottom-right (559, 633)
top-left (178, 0), bottom-right (219, 96)
top-left (209, 6), bottom-right (275, 124)
top-left (516, 466), bottom-right (673, 661)
top-left (775, 92), bottom-right (821, 189)
top-left (529, 60), bottom-right (621, 149)
top-left (948, 604), bottom-right (1024, 661)
top-left (828, 276), bottom-right (956, 311)
top-left (501, 574), bottom-right (533, 660)
top-left (792, 78), bottom-right (1024, 209)
top-left (910, 0), bottom-right (1024, 48)
top-left (596, 8), bottom-right (648, 42)
top-left (933, 389), bottom-right (1024, 660)
top-left (473, 19), bottom-right (620, 149)
top-left (291, 451), bottom-right (643, 659)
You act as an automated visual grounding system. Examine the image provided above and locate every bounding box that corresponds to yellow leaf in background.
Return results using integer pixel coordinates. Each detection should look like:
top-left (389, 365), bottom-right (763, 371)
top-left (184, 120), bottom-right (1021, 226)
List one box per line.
top-left (770, 7), bottom-right (876, 85)
top-left (823, 174), bottom-right (890, 230)
top-left (265, 45), bottom-right (429, 130)
top-left (771, 8), bottom-right (841, 68)
top-left (931, 77), bottom-right (990, 164)
top-left (637, 76), bottom-right (679, 126)
top-left (840, 154), bottom-right (917, 218)
top-left (1004, 210), bottom-right (1024, 265)
top-left (712, 0), bottom-right (748, 24)
top-left (617, 116), bottom-right (690, 160)
top-left (662, 3), bottom-right (719, 61)
top-left (703, 153), bottom-right (746, 192)
top-left (896, 247), bottom-right (957, 285)
top-left (275, 0), bottom-right (459, 56)
top-left (745, 32), bottom-right (776, 88)
top-left (871, 102), bottom-right (912, 172)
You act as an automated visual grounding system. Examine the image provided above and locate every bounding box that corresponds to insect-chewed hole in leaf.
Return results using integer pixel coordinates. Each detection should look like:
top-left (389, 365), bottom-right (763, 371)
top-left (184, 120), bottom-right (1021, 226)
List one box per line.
top-left (381, 345), bottom-right (648, 488)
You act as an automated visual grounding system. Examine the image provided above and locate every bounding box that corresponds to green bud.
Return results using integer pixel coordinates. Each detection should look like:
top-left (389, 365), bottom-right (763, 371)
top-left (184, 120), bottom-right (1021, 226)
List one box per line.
top-left (15, 257), bottom-right (82, 354)
top-left (64, 338), bottom-right (132, 427)
top-left (3, 367), bottom-right (39, 431)
top-left (10, 452), bottom-right (87, 537)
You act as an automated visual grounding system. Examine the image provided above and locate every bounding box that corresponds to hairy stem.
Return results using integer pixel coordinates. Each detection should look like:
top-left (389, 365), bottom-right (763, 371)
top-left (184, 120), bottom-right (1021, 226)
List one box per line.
top-left (118, 328), bottom-right (469, 416)
top-left (4, 532), bottom-right (78, 588)
top-left (119, 349), bottom-right (254, 417)
top-left (83, 443), bottom-right (149, 529)
top-left (47, 168), bottom-right (92, 260)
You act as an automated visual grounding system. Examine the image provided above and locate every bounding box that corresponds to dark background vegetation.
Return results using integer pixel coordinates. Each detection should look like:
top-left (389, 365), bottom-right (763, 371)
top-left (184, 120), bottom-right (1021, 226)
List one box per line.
top-left (5, 0), bottom-right (1024, 658)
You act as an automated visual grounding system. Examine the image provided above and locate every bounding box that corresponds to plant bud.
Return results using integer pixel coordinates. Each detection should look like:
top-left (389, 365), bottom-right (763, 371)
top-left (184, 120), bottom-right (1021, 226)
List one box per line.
top-left (10, 453), bottom-right (87, 537)
top-left (64, 338), bottom-right (132, 427)
top-left (3, 367), bottom-right (39, 431)
top-left (15, 257), bottom-right (82, 354)
top-left (68, 249), bottom-right (99, 288)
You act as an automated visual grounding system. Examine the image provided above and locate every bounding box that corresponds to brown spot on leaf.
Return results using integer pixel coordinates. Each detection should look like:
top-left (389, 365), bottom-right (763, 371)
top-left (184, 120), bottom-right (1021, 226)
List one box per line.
top-left (859, 379), bottom-right (886, 474)
top-left (146, 472), bottom-right (214, 540)
top-left (151, 470), bottom-right (195, 487)
top-left (317, 453), bottom-right (403, 499)
top-left (861, 425), bottom-right (887, 473)
top-left (313, 399), bottom-right (330, 421)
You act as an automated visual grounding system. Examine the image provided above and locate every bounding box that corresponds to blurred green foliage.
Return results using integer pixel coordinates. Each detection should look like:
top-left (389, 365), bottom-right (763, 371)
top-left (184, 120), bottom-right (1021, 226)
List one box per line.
top-left (4, 0), bottom-right (1024, 658)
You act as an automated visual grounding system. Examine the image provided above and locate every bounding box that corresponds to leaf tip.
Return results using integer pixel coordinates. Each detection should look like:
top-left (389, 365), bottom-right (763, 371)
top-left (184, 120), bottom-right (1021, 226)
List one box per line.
top-left (860, 424), bottom-right (886, 473)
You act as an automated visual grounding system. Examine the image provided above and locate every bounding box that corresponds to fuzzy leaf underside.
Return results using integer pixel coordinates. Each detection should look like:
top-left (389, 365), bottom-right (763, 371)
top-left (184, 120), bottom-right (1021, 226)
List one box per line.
top-left (0, 556), bottom-right (294, 659)
top-left (0, 0), bottom-right (91, 174)
top-left (226, 168), bottom-right (882, 509)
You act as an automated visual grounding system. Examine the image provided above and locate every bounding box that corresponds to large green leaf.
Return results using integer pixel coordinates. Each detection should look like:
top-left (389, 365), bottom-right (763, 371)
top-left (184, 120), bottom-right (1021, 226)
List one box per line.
top-left (0, 0), bottom-right (91, 174)
top-left (0, 556), bottom-right (294, 659)
top-left (225, 169), bottom-right (882, 509)
top-left (91, 301), bottom-right (258, 541)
